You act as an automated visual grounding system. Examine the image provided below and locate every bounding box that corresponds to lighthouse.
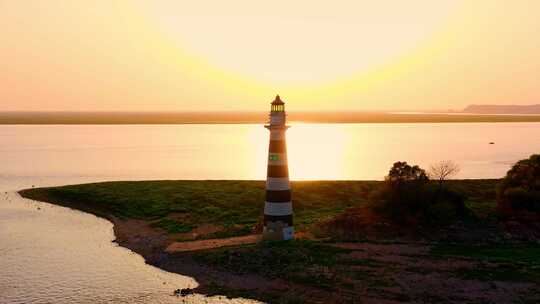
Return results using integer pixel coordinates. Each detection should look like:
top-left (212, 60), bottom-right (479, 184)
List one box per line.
top-left (263, 95), bottom-right (294, 240)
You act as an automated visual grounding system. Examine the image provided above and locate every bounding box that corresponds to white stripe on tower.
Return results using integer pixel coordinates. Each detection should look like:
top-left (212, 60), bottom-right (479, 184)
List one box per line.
top-left (266, 178), bottom-right (290, 190)
top-left (264, 201), bottom-right (293, 216)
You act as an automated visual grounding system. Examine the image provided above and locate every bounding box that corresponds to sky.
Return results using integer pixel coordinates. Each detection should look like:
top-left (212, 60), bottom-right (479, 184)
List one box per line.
top-left (1, 0), bottom-right (540, 112)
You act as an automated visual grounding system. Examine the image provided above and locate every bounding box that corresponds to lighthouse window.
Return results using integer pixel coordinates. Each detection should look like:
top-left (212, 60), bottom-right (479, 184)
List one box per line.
top-left (271, 104), bottom-right (285, 112)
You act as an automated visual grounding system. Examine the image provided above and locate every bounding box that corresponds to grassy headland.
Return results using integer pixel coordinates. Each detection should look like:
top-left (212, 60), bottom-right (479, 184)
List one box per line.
top-left (20, 180), bottom-right (540, 303)
top-left (20, 180), bottom-right (377, 238)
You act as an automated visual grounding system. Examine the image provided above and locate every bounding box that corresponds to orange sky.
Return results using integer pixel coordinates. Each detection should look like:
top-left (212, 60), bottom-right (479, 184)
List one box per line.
top-left (1, 1), bottom-right (540, 112)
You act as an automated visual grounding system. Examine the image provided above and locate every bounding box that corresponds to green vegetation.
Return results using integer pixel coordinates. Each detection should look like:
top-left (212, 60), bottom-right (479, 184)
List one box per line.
top-left (197, 240), bottom-right (540, 302)
top-left (453, 265), bottom-right (539, 282)
top-left (20, 180), bottom-right (375, 237)
top-left (448, 179), bottom-right (498, 217)
top-left (194, 240), bottom-right (350, 289)
top-left (151, 218), bottom-right (195, 234)
top-left (20, 179), bottom-right (499, 237)
top-left (20, 178), bottom-right (540, 303)
top-left (369, 161), bottom-right (469, 225)
top-left (430, 244), bottom-right (540, 264)
top-left (431, 244), bottom-right (540, 282)
top-left (201, 281), bottom-right (306, 304)
top-left (498, 154), bottom-right (540, 219)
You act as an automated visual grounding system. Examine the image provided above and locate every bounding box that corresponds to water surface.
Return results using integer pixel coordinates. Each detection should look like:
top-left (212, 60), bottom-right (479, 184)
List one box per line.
top-left (1, 123), bottom-right (540, 303)
top-left (0, 177), bottom-right (258, 304)
top-left (1, 123), bottom-right (539, 182)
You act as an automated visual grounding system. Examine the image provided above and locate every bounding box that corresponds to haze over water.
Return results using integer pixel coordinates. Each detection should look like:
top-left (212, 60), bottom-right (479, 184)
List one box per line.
top-left (1, 123), bottom-right (539, 186)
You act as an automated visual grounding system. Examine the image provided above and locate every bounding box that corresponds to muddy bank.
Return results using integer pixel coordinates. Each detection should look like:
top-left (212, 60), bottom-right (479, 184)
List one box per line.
top-left (101, 217), bottom-right (336, 303)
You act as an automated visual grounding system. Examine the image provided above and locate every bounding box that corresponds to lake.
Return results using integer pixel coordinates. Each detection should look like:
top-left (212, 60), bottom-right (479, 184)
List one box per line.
top-left (1, 123), bottom-right (539, 186)
top-left (1, 123), bottom-right (540, 303)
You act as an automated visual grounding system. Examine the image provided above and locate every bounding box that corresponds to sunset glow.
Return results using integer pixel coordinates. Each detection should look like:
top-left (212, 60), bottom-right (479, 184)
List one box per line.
top-left (2, 1), bottom-right (540, 111)
top-left (3, 2), bottom-right (540, 302)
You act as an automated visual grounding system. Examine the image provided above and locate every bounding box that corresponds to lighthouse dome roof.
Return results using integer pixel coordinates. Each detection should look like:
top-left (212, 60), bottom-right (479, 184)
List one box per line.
top-left (271, 95), bottom-right (285, 105)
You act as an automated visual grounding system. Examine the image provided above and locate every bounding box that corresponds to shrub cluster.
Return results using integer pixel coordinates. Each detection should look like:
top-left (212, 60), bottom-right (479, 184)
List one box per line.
top-left (497, 154), bottom-right (540, 220)
top-left (370, 161), bottom-right (467, 226)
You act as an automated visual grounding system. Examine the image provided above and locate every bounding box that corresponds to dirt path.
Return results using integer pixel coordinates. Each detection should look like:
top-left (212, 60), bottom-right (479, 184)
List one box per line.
top-left (166, 234), bottom-right (262, 252)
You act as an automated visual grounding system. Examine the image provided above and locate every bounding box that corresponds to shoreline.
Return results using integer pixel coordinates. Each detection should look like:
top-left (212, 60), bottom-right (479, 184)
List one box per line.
top-left (18, 180), bottom-right (540, 303)
top-left (18, 188), bottom-right (308, 302)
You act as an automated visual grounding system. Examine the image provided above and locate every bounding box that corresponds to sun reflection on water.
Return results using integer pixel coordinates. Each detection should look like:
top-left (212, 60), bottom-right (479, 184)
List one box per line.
top-left (1, 123), bottom-right (539, 182)
top-left (288, 124), bottom-right (348, 180)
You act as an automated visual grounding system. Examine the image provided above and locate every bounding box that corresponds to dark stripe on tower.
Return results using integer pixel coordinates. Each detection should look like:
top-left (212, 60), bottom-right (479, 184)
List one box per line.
top-left (266, 190), bottom-right (291, 202)
top-left (267, 165), bottom-right (289, 178)
top-left (269, 140), bottom-right (287, 153)
top-left (264, 214), bottom-right (293, 226)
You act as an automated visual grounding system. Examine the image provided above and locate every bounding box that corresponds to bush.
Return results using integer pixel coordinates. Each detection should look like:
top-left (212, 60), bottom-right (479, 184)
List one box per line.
top-left (425, 187), bottom-right (467, 225)
top-left (370, 161), bottom-right (467, 225)
top-left (498, 154), bottom-right (540, 220)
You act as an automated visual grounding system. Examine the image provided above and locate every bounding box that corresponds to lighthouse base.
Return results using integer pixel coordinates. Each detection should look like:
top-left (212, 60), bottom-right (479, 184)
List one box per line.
top-left (263, 224), bottom-right (294, 241)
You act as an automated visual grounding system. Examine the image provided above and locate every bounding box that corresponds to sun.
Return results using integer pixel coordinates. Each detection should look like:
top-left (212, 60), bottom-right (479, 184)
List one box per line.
top-left (133, 0), bottom-right (462, 85)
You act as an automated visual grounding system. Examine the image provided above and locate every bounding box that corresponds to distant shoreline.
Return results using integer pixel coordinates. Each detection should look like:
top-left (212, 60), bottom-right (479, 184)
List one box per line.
top-left (2, 111), bottom-right (540, 124)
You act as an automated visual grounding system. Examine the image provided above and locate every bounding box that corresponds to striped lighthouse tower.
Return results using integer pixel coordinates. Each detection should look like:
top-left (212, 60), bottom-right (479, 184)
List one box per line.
top-left (263, 95), bottom-right (294, 241)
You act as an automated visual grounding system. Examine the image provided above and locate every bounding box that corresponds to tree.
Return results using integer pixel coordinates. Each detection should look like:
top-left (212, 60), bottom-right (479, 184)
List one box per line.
top-left (370, 161), bottom-right (467, 225)
top-left (498, 154), bottom-right (540, 219)
top-left (387, 161), bottom-right (429, 186)
top-left (429, 160), bottom-right (460, 191)
top-left (369, 162), bottom-right (430, 220)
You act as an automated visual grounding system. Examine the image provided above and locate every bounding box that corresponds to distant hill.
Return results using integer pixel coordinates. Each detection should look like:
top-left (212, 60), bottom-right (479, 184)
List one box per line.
top-left (463, 104), bottom-right (540, 114)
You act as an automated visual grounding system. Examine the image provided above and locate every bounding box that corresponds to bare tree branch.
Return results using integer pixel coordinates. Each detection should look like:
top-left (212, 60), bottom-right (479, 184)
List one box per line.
top-left (429, 160), bottom-right (460, 185)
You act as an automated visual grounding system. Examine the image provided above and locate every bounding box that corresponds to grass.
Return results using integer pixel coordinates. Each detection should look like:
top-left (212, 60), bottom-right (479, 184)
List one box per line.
top-left (202, 281), bottom-right (306, 304)
top-left (20, 179), bottom-right (499, 238)
top-left (19, 179), bottom-right (540, 303)
top-left (430, 244), bottom-right (540, 264)
top-left (20, 180), bottom-right (378, 236)
top-left (430, 244), bottom-right (540, 282)
top-left (453, 265), bottom-right (539, 282)
top-left (151, 218), bottom-right (196, 234)
top-left (193, 239), bottom-right (351, 289)
top-left (446, 179), bottom-right (499, 218)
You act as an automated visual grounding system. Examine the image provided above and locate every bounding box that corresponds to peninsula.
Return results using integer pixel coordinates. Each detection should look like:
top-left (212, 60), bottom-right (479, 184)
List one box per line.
top-left (19, 179), bottom-right (540, 303)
